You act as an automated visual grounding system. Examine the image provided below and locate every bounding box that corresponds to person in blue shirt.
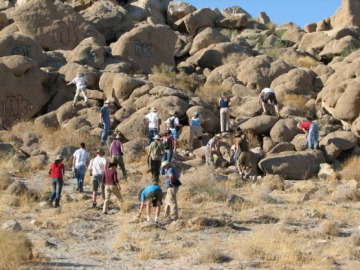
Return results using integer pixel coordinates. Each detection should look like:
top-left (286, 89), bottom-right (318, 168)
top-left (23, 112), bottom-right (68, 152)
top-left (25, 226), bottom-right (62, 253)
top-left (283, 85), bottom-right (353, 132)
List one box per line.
top-left (99, 99), bottom-right (111, 146)
top-left (137, 182), bottom-right (163, 224)
top-left (189, 111), bottom-right (203, 149)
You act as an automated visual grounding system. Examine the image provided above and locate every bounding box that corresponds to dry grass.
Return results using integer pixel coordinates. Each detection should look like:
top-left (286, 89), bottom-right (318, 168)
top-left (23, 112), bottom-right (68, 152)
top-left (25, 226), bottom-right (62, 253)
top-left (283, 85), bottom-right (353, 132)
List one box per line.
top-left (0, 230), bottom-right (34, 270)
top-left (149, 64), bottom-right (200, 93)
top-left (340, 156), bottom-right (360, 182)
top-left (196, 83), bottom-right (225, 105)
top-left (280, 94), bottom-right (308, 109)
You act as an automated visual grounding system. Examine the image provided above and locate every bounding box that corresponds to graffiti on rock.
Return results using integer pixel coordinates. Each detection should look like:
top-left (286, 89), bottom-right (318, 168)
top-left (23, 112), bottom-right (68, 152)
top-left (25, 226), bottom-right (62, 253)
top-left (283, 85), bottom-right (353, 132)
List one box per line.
top-left (134, 41), bottom-right (152, 58)
top-left (2, 95), bottom-right (34, 118)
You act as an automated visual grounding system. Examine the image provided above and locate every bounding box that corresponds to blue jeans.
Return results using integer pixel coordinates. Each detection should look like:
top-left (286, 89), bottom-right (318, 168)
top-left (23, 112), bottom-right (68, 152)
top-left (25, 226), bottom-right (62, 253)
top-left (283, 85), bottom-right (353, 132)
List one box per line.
top-left (101, 121), bottom-right (110, 143)
top-left (49, 178), bottom-right (63, 207)
top-left (161, 149), bottom-right (173, 175)
top-left (75, 165), bottom-right (87, 191)
top-left (308, 123), bottom-right (319, 149)
top-left (147, 128), bottom-right (158, 146)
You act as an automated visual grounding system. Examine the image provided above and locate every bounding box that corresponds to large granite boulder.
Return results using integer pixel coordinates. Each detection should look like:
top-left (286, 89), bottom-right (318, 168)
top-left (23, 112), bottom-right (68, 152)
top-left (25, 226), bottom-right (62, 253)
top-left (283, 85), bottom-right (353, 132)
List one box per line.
top-left (0, 55), bottom-right (49, 127)
top-left (167, 1), bottom-right (195, 29)
top-left (189, 27), bottom-right (230, 56)
top-left (174, 8), bottom-right (217, 35)
top-left (0, 34), bottom-right (47, 66)
top-left (259, 150), bottom-right (326, 180)
top-left (269, 118), bottom-right (298, 143)
top-left (111, 24), bottom-right (177, 73)
top-left (12, 0), bottom-right (105, 50)
top-left (320, 131), bottom-right (358, 162)
top-left (331, 0), bottom-right (360, 29)
top-left (239, 115), bottom-right (279, 134)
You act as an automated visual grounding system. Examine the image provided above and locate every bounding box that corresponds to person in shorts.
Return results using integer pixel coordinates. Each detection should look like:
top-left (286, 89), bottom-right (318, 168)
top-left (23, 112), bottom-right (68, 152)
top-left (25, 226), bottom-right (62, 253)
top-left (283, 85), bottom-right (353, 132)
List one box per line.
top-left (189, 111), bottom-right (203, 149)
top-left (88, 149), bottom-right (107, 208)
top-left (165, 110), bottom-right (182, 152)
top-left (258, 87), bottom-right (280, 116)
top-left (137, 181), bottom-right (163, 224)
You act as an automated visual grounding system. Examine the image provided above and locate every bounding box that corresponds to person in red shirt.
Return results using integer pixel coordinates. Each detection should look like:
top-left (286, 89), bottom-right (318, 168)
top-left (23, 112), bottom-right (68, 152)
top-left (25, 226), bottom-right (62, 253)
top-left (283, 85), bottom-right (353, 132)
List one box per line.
top-left (297, 120), bottom-right (319, 149)
top-left (48, 155), bottom-right (65, 208)
top-left (102, 163), bottom-right (122, 214)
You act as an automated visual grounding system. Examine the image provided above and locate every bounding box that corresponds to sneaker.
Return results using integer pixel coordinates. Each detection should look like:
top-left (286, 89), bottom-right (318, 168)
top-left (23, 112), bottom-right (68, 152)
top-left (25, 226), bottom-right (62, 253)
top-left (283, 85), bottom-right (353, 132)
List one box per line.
top-left (92, 202), bottom-right (97, 208)
top-left (103, 211), bottom-right (107, 215)
top-left (245, 174), bottom-right (250, 180)
top-left (76, 187), bottom-right (80, 191)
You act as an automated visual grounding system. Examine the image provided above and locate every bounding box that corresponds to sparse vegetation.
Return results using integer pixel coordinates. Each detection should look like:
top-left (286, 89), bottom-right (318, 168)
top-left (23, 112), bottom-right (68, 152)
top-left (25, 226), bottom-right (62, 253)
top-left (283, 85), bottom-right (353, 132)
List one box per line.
top-left (195, 83), bottom-right (223, 105)
top-left (340, 156), bottom-right (360, 182)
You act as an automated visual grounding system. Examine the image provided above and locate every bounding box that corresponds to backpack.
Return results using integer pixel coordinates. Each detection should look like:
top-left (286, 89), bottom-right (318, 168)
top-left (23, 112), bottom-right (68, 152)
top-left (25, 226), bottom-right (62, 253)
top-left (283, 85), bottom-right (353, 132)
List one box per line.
top-left (151, 141), bottom-right (163, 159)
top-left (169, 117), bottom-right (175, 129)
top-left (162, 136), bottom-right (172, 150)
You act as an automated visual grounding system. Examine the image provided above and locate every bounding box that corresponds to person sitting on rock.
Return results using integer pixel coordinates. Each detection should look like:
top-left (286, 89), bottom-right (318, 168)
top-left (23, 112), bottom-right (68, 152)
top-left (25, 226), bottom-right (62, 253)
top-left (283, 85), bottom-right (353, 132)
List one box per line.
top-left (137, 181), bottom-right (163, 224)
top-left (258, 87), bottom-right (280, 116)
top-left (165, 110), bottom-right (182, 152)
top-left (205, 134), bottom-right (222, 168)
top-left (297, 120), bottom-right (319, 149)
top-left (67, 72), bottom-right (89, 106)
top-left (189, 111), bottom-right (204, 150)
top-left (237, 132), bottom-right (252, 179)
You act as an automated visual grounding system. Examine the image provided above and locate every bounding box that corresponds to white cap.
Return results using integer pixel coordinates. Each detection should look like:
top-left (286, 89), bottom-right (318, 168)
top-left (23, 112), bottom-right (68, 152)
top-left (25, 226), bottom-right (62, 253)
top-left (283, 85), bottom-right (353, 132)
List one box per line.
top-left (161, 160), bottom-right (170, 167)
top-left (154, 135), bottom-right (160, 140)
top-left (104, 99), bottom-right (111, 104)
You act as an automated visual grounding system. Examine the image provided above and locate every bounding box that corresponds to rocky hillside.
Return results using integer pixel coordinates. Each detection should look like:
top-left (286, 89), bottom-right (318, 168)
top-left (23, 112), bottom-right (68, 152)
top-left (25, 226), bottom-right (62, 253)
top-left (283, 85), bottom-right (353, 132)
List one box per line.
top-left (0, 0), bottom-right (359, 269)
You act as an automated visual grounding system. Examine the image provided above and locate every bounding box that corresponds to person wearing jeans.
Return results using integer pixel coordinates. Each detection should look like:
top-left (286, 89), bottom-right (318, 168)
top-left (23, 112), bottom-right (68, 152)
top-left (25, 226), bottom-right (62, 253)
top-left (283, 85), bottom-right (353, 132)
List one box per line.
top-left (100, 99), bottom-right (111, 145)
top-left (160, 130), bottom-right (175, 175)
top-left (72, 142), bottom-right (89, 192)
top-left (297, 121), bottom-right (319, 149)
top-left (143, 107), bottom-right (160, 146)
top-left (48, 155), bottom-right (65, 208)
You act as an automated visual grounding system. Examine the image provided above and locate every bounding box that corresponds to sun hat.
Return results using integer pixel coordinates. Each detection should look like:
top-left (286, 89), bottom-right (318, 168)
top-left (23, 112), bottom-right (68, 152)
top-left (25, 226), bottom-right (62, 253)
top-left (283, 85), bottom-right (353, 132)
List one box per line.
top-left (77, 72), bottom-right (84, 76)
top-left (151, 107), bottom-right (157, 112)
top-left (153, 135), bottom-right (160, 140)
top-left (96, 149), bottom-right (104, 154)
top-left (115, 135), bottom-right (121, 139)
top-left (104, 99), bottom-right (111, 104)
top-left (215, 133), bottom-right (222, 139)
top-left (161, 160), bottom-right (170, 167)
top-left (55, 155), bottom-right (63, 161)
top-left (169, 110), bottom-right (177, 116)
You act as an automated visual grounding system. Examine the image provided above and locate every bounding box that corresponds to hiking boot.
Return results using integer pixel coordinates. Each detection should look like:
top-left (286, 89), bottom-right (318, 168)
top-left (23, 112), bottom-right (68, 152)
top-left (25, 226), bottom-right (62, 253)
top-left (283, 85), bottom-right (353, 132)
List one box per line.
top-left (103, 211), bottom-right (108, 215)
top-left (92, 202), bottom-right (97, 208)
top-left (47, 201), bottom-right (54, 207)
top-left (75, 186), bottom-right (80, 191)
top-left (245, 174), bottom-right (250, 180)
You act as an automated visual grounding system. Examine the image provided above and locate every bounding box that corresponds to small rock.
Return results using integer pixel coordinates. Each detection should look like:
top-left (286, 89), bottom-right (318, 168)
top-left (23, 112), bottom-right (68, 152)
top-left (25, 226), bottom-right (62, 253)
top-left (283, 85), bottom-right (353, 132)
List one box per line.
top-left (122, 242), bottom-right (136, 251)
top-left (44, 240), bottom-right (57, 248)
top-left (1, 220), bottom-right (22, 231)
top-left (6, 181), bottom-right (28, 196)
top-left (42, 221), bottom-right (56, 229)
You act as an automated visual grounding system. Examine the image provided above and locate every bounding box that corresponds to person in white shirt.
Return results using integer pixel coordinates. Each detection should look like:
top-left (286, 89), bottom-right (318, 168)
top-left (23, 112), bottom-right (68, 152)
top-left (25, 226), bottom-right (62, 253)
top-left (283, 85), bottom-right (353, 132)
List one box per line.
top-left (72, 142), bottom-right (90, 192)
top-left (88, 149), bottom-right (108, 208)
top-left (165, 110), bottom-right (182, 152)
top-left (143, 107), bottom-right (160, 145)
top-left (258, 87), bottom-right (280, 116)
top-left (67, 72), bottom-right (89, 106)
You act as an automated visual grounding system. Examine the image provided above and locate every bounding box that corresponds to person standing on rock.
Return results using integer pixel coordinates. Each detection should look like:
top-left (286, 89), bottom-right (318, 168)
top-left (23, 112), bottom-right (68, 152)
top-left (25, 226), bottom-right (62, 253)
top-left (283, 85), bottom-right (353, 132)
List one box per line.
top-left (237, 132), bottom-right (252, 179)
top-left (297, 120), bottom-right (319, 149)
top-left (102, 163), bottom-right (122, 214)
top-left (189, 111), bottom-right (204, 150)
top-left (162, 161), bottom-right (181, 221)
top-left (258, 87), bottom-right (280, 116)
top-left (218, 91), bottom-right (230, 133)
top-left (144, 107), bottom-right (160, 146)
top-left (110, 135), bottom-right (127, 180)
top-left (205, 134), bottom-right (222, 168)
top-left (72, 142), bottom-right (90, 192)
top-left (88, 149), bottom-right (107, 208)
top-left (48, 155), bottom-right (65, 208)
top-left (100, 99), bottom-right (111, 146)
top-left (147, 135), bottom-right (165, 182)
top-left (165, 110), bottom-right (182, 152)
top-left (137, 181), bottom-right (163, 224)
top-left (67, 72), bottom-right (89, 106)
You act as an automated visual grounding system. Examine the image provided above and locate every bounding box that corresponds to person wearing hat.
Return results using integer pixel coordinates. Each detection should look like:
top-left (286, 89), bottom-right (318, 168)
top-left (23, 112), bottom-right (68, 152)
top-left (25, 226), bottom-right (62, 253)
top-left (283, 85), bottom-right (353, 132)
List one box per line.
top-left (99, 99), bottom-right (111, 146)
top-left (110, 134), bottom-right (127, 179)
top-left (147, 134), bottom-right (165, 182)
top-left (236, 131), bottom-right (252, 179)
top-left (258, 87), bottom-right (280, 116)
top-left (67, 72), bottom-right (89, 106)
top-left (165, 110), bottom-right (182, 152)
top-left (189, 111), bottom-right (203, 150)
top-left (297, 120), bottom-right (319, 149)
top-left (218, 91), bottom-right (230, 133)
top-left (137, 180), bottom-right (163, 224)
top-left (88, 149), bottom-right (107, 208)
top-left (162, 161), bottom-right (181, 220)
top-left (102, 163), bottom-right (122, 214)
top-left (205, 134), bottom-right (223, 168)
top-left (48, 155), bottom-right (65, 208)
top-left (160, 130), bottom-right (175, 175)
top-left (143, 107), bottom-right (160, 145)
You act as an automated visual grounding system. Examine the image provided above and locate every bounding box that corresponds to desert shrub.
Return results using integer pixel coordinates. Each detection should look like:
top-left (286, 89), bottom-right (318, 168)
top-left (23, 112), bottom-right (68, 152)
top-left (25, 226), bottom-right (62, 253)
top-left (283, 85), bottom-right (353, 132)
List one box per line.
top-left (197, 248), bottom-right (231, 264)
top-left (319, 220), bottom-right (339, 237)
top-left (228, 28), bottom-right (240, 39)
top-left (340, 156), bottom-right (360, 183)
top-left (149, 64), bottom-right (200, 93)
top-left (0, 230), bottom-right (34, 269)
top-left (339, 43), bottom-right (358, 61)
top-left (281, 94), bottom-right (308, 110)
top-left (196, 83), bottom-right (224, 105)
top-left (266, 22), bottom-right (277, 31)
